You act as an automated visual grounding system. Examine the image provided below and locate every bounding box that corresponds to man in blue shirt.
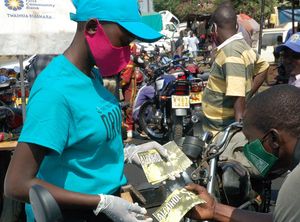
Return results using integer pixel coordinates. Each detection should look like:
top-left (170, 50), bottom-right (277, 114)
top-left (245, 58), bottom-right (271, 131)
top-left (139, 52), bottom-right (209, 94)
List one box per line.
top-left (4, 1), bottom-right (168, 222)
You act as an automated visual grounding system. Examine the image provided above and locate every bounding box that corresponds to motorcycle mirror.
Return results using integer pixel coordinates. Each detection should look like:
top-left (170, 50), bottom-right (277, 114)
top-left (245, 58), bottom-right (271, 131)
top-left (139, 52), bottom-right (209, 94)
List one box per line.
top-left (29, 185), bottom-right (63, 222)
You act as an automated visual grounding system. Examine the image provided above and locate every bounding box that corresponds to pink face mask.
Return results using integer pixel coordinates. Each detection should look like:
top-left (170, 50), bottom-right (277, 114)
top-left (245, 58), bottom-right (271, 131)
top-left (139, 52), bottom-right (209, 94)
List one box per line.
top-left (85, 22), bottom-right (131, 77)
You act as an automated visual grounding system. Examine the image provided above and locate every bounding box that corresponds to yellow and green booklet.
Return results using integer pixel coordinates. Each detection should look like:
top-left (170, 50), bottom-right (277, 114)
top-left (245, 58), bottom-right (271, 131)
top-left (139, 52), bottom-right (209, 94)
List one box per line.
top-left (138, 141), bottom-right (193, 185)
top-left (153, 188), bottom-right (206, 222)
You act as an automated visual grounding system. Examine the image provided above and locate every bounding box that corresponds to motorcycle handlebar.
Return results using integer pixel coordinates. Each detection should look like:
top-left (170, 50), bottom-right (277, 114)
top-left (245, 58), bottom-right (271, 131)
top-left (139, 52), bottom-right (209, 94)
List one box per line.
top-left (189, 121), bottom-right (243, 181)
top-left (155, 57), bottom-right (189, 72)
top-left (214, 121), bottom-right (243, 151)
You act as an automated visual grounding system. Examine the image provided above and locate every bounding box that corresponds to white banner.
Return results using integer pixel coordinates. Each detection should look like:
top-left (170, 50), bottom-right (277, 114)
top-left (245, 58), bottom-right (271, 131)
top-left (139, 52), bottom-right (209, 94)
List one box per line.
top-left (0, 0), bottom-right (76, 55)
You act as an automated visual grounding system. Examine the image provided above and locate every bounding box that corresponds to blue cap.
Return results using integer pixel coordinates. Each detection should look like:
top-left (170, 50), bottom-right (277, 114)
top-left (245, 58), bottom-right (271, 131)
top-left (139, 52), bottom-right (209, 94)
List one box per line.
top-left (276, 32), bottom-right (300, 53)
top-left (70, 0), bottom-right (162, 43)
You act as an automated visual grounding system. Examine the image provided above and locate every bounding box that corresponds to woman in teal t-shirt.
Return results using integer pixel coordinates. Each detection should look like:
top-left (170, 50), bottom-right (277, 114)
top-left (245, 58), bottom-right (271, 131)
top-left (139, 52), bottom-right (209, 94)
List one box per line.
top-left (4, 1), bottom-right (168, 222)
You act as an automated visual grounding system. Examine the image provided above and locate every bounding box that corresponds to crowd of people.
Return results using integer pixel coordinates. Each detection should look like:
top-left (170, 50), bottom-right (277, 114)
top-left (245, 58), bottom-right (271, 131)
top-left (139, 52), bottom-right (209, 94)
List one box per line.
top-left (175, 28), bottom-right (209, 58)
top-left (1, 0), bottom-right (300, 222)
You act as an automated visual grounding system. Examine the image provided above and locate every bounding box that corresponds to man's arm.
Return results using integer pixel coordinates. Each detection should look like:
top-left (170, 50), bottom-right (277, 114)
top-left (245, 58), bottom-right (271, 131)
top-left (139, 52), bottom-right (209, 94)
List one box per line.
top-left (249, 69), bottom-right (268, 98)
top-left (234, 96), bottom-right (245, 122)
top-left (250, 54), bottom-right (270, 98)
top-left (186, 184), bottom-right (273, 222)
top-left (214, 203), bottom-right (272, 222)
top-left (4, 142), bottom-right (99, 210)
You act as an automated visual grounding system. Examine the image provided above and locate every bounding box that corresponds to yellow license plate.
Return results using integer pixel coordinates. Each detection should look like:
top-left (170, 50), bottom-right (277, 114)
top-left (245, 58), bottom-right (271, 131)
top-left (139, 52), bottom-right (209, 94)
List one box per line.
top-left (190, 92), bottom-right (202, 104)
top-left (15, 98), bottom-right (28, 106)
top-left (171, 95), bottom-right (190, 108)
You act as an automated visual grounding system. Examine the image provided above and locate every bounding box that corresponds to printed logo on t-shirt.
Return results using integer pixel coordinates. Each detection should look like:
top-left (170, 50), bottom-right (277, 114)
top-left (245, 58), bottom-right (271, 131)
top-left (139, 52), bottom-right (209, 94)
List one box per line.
top-left (97, 104), bottom-right (122, 141)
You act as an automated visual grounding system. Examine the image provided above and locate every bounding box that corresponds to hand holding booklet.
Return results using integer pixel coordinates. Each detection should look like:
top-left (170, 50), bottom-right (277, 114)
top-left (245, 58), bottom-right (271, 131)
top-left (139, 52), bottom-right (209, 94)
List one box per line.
top-left (137, 141), bottom-right (193, 185)
top-left (137, 141), bottom-right (205, 222)
top-left (153, 188), bottom-right (206, 222)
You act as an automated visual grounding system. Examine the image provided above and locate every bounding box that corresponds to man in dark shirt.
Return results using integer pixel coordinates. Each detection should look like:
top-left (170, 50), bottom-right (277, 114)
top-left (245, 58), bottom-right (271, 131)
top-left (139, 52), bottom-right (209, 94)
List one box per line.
top-left (187, 85), bottom-right (300, 222)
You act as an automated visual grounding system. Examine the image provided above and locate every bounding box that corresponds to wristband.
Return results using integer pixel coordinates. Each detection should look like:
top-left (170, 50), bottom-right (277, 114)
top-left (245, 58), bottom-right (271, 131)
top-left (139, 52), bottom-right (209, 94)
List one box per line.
top-left (93, 194), bottom-right (106, 216)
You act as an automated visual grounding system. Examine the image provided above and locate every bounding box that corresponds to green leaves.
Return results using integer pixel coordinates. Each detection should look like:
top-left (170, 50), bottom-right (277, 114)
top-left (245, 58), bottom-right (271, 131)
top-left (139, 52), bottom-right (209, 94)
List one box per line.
top-left (153, 0), bottom-right (279, 23)
top-left (153, 0), bottom-right (215, 21)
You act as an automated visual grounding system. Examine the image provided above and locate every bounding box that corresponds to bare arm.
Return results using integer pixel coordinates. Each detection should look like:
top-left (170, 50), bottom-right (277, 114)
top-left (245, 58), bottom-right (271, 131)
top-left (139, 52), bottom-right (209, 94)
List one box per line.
top-left (186, 184), bottom-right (273, 222)
top-left (249, 69), bottom-right (268, 98)
top-left (214, 203), bottom-right (272, 222)
top-left (233, 96), bottom-right (245, 122)
top-left (4, 142), bottom-right (99, 210)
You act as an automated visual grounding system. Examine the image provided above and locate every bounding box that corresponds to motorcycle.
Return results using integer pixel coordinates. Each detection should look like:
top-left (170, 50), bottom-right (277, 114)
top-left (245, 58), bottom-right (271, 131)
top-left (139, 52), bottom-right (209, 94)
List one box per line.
top-left (188, 75), bottom-right (208, 137)
top-left (138, 56), bottom-right (209, 142)
top-left (179, 122), bottom-right (273, 212)
top-left (128, 122), bottom-right (273, 219)
top-left (0, 78), bottom-right (25, 222)
top-left (0, 78), bottom-right (23, 135)
top-left (138, 57), bottom-right (193, 142)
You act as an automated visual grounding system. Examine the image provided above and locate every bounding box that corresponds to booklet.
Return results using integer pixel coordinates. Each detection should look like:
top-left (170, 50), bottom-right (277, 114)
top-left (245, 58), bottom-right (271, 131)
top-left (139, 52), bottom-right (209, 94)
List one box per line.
top-left (138, 141), bottom-right (193, 185)
top-left (153, 188), bottom-right (206, 222)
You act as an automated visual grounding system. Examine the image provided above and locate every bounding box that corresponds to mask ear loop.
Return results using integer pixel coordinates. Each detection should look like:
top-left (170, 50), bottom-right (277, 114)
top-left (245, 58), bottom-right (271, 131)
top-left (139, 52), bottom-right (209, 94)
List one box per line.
top-left (236, 22), bottom-right (239, 32)
top-left (213, 23), bottom-right (217, 33)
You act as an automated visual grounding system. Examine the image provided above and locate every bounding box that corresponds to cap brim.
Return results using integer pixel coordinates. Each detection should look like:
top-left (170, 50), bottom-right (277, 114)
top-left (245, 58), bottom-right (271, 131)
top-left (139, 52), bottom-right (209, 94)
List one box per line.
top-left (276, 41), bottom-right (300, 54)
top-left (118, 21), bottom-right (163, 43)
top-left (275, 44), bottom-right (286, 54)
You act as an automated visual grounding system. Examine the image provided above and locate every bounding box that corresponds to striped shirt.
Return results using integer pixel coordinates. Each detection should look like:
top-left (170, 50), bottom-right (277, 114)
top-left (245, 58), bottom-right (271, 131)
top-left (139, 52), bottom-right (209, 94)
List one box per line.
top-left (202, 33), bottom-right (269, 132)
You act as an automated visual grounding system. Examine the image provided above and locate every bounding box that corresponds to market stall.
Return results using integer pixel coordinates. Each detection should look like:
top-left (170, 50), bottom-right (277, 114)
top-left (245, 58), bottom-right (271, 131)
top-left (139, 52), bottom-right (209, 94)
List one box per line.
top-left (0, 1), bottom-right (77, 219)
top-left (0, 0), bottom-right (76, 120)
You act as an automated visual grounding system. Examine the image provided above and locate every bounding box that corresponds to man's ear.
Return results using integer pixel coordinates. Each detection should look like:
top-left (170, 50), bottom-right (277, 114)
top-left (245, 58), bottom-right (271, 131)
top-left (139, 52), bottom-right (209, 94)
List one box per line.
top-left (85, 19), bottom-right (98, 35)
top-left (269, 129), bottom-right (281, 152)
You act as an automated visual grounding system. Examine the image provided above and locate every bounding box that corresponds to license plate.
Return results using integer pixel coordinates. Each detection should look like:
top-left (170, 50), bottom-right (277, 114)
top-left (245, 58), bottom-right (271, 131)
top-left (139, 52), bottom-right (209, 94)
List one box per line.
top-left (190, 92), bottom-right (202, 104)
top-left (171, 95), bottom-right (190, 108)
top-left (15, 98), bottom-right (28, 106)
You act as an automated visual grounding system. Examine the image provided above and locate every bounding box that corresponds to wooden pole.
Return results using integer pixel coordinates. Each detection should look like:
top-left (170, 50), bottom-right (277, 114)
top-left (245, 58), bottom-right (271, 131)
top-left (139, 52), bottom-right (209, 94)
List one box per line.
top-left (258, 0), bottom-right (265, 55)
top-left (292, 0), bottom-right (295, 34)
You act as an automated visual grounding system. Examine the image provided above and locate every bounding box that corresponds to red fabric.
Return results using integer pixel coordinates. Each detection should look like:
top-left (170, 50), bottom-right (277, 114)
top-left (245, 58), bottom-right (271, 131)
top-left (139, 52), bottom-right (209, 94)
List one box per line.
top-left (121, 59), bottom-right (137, 132)
top-left (123, 84), bottom-right (135, 131)
top-left (121, 60), bottom-right (135, 84)
top-left (125, 107), bottom-right (134, 131)
top-left (130, 43), bottom-right (137, 55)
top-left (186, 64), bottom-right (199, 74)
top-left (238, 13), bottom-right (251, 20)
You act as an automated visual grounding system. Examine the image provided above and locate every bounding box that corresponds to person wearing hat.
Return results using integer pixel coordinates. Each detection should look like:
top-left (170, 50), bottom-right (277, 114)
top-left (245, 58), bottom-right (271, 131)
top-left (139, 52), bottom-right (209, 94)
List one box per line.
top-left (4, 1), bottom-right (169, 222)
top-left (276, 32), bottom-right (300, 88)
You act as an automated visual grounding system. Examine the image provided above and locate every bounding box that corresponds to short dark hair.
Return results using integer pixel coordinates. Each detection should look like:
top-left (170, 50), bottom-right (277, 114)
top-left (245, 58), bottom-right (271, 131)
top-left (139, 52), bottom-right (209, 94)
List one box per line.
top-left (244, 85), bottom-right (300, 138)
top-left (211, 2), bottom-right (237, 30)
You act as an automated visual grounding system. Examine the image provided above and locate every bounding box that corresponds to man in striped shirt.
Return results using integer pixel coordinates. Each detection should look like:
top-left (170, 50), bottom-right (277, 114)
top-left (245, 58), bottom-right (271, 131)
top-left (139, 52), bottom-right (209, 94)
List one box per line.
top-left (202, 3), bottom-right (269, 134)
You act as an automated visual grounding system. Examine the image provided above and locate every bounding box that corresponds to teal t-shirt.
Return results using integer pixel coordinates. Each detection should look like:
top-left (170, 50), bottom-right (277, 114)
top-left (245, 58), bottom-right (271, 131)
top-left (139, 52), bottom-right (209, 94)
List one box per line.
top-left (19, 55), bottom-right (126, 221)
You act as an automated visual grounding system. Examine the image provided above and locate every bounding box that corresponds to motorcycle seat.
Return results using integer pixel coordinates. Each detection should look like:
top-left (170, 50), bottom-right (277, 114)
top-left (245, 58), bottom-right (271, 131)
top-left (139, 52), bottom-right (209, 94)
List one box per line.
top-left (196, 72), bottom-right (210, 81)
top-left (0, 81), bottom-right (11, 90)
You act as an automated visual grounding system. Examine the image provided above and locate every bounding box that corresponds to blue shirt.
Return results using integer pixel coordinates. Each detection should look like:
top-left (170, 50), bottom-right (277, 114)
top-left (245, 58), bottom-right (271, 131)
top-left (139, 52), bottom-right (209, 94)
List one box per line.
top-left (19, 55), bottom-right (126, 221)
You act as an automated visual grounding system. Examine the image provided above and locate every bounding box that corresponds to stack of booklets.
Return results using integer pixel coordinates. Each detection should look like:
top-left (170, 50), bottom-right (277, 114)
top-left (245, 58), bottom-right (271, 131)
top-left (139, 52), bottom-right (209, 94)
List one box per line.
top-left (137, 141), bottom-right (193, 185)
